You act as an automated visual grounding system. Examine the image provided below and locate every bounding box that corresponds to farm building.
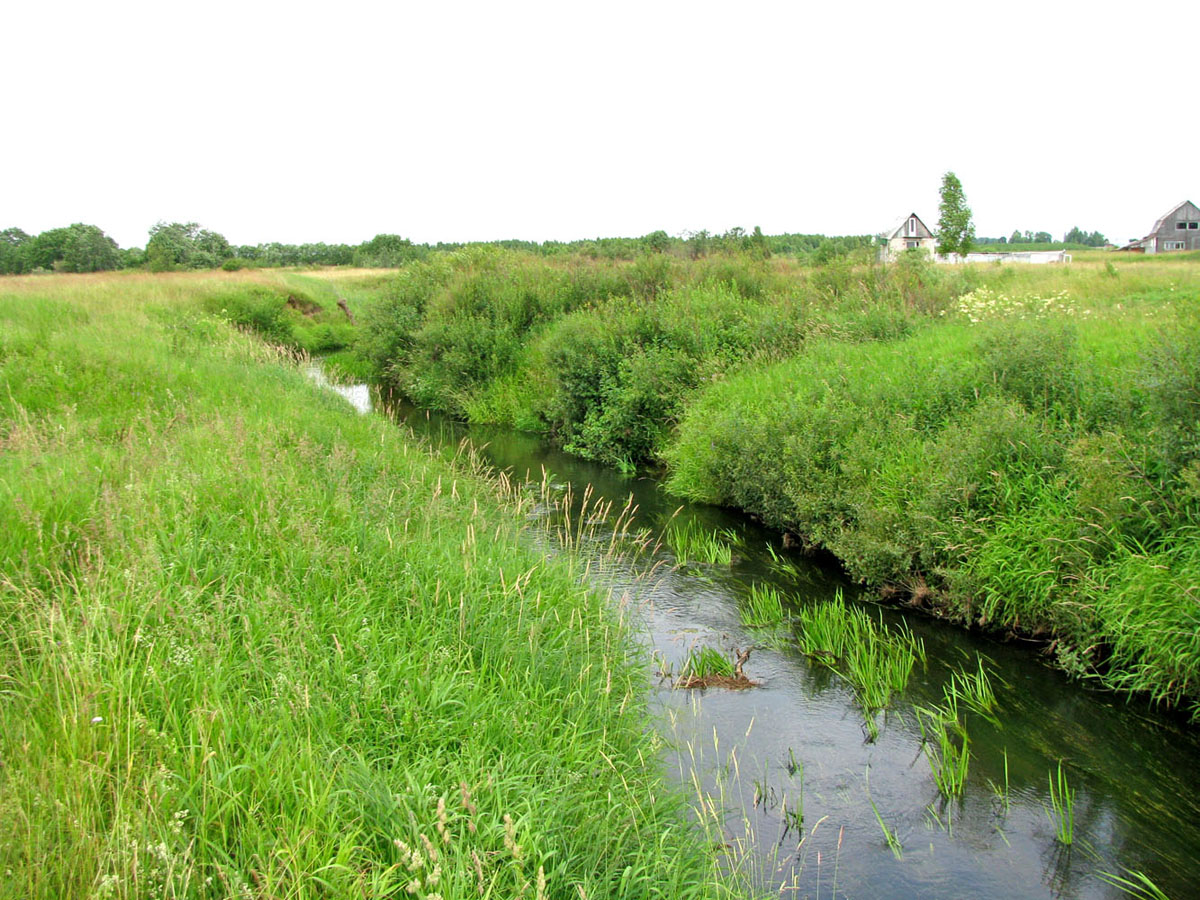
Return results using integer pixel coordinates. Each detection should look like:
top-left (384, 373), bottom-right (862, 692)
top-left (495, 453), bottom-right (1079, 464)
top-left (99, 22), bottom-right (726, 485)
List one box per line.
top-left (879, 213), bottom-right (937, 261)
top-left (943, 250), bottom-right (1071, 265)
top-left (1119, 200), bottom-right (1200, 253)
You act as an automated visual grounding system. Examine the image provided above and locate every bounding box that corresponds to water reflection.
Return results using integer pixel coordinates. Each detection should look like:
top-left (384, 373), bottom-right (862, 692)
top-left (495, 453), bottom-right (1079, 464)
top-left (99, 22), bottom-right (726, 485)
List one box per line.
top-left (304, 362), bottom-right (372, 414)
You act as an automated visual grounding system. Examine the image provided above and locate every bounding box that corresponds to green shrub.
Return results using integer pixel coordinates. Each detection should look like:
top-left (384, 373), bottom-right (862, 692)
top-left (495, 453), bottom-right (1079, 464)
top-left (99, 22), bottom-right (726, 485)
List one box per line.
top-left (978, 320), bottom-right (1080, 417)
top-left (204, 285), bottom-right (293, 344)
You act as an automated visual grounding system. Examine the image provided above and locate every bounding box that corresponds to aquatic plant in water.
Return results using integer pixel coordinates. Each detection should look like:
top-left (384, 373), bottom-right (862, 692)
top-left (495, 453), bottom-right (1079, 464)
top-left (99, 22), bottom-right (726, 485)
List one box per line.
top-left (1046, 761), bottom-right (1075, 845)
top-left (866, 768), bottom-right (903, 859)
top-left (946, 656), bottom-right (999, 723)
top-left (665, 518), bottom-right (736, 566)
top-left (676, 646), bottom-right (756, 690)
top-left (741, 583), bottom-right (786, 627)
top-left (917, 706), bottom-right (971, 799)
top-left (797, 590), bottom-right (925, 736)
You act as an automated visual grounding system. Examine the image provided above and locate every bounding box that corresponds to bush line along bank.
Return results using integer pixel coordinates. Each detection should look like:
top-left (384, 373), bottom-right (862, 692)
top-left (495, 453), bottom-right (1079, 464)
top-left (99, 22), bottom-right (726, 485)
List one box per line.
top-left (354, 248), bottom-right (1200, 717)
top-left (0, 272), bottom-right (736, 899)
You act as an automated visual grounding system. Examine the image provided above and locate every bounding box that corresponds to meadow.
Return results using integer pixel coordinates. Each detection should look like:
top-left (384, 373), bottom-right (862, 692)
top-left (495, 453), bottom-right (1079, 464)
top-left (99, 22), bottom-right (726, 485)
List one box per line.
top-left (0, 271), bottom-right (736, 899)
top-left (353, 248), bottom-right (1200, 717)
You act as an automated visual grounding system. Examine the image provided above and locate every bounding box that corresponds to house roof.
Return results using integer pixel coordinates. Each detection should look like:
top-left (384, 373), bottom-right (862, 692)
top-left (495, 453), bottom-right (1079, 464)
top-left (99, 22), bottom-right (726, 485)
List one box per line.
top-left (1146, 200), bottom-right (1198, 237)
top-left (880, 212), bottom-right (934, 240)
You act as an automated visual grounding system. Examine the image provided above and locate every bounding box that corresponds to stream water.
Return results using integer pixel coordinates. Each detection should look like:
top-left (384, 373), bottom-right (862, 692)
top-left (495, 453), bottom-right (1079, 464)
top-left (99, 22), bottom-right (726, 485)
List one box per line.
top-left (313, 368), bottom-right (1200, 899)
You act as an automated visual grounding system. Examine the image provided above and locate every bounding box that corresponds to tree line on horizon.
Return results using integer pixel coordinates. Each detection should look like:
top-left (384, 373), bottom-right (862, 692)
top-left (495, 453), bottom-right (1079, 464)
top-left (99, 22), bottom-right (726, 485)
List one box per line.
top-left (0, 218), bottom-right (1109, 276)
top-left (973, 227), bottom-right (1108, 248)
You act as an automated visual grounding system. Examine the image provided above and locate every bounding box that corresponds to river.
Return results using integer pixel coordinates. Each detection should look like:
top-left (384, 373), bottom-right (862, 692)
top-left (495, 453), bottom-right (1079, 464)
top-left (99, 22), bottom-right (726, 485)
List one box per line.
top-left (312, 366), bottom-right (1200, 900)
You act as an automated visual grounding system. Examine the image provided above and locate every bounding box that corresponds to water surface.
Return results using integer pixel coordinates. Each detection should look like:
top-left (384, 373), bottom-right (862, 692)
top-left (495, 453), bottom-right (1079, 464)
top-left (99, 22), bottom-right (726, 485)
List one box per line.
top-left (318, 375), bottom-right (1199, 899)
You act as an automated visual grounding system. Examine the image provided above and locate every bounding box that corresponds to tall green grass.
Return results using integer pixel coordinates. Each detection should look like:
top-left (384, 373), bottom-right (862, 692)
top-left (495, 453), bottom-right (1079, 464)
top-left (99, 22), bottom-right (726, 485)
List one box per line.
top-left (1046, 762), bottom-right (1076, 846)
top-left (921, 713), bottom-right (972, 800)
top-left (0, 272), bottom-right (737, 899)
top-left (796, 592), bottom-right (924, 736)
top-left (356, 247), bottom-right (971, 468)
top-left (354, 249), bottom-right (1200, 713)
top-left (740, 584), bottom-right (786, 628)
top-left (664, 518), bottom-right (737, 567)
top-left (667, 262), bottom-right (1200, 715)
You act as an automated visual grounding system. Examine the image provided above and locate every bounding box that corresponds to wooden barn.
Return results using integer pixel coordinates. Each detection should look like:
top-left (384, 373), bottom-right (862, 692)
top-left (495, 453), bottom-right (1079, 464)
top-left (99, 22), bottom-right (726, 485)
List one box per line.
top-left (1120, 200), bottom-right (1200, 253)
top-left (879, 213), bottom-right (937, 261)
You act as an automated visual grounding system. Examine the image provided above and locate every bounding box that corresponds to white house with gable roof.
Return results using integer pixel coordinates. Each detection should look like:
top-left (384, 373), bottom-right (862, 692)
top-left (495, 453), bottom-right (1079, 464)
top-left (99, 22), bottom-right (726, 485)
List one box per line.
top-left (878, 213), bottom-right (937, 261)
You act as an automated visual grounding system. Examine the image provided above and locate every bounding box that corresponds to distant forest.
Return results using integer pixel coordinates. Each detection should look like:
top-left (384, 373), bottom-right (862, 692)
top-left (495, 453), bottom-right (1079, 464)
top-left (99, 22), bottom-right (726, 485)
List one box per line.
top-left (976, 227), bottom-right (1108, 248)
top-left (0, 220), bottom-right (1107, 275)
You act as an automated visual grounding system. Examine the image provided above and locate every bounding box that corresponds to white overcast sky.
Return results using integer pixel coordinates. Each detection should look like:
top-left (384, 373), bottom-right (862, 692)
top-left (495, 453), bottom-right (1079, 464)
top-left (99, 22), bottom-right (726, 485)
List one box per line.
top-left (3, 1), bottom-right (1197, 249)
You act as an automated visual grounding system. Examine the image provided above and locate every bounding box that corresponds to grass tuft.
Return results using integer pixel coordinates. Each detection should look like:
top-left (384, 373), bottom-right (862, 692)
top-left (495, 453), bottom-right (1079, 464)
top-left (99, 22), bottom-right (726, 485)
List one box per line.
top-left (740, 583), bottom-right (786, 627)
top-left (1046, 761), bottom-right (1076, 846)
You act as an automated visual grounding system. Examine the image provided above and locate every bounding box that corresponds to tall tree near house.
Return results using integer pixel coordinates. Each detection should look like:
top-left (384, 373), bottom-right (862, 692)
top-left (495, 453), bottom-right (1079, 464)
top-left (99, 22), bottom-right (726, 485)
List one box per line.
top-left (936, 171), bottom-right (975, 259)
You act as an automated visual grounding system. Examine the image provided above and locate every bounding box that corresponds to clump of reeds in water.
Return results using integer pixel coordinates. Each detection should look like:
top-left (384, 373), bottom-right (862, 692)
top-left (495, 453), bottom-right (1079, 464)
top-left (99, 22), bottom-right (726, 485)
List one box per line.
top-left (796, 590), bottom-right (925, 738)
top-left (1046, 761), bottom-right (1075, 845)
top-left (917, 707), bottom-right (971, 799)
top-left (740, 583), bottom-right (786, 627)
top-left (946, 656), bottom-right (998, 723)
top-left (866, 768), bottom-right (903, 859)
top-left (915, 656), bottom-right (1000, 798)
top-left (676, 646), bottom-right (757, 690)
top-left (663, 516), bottom-right (737, 567)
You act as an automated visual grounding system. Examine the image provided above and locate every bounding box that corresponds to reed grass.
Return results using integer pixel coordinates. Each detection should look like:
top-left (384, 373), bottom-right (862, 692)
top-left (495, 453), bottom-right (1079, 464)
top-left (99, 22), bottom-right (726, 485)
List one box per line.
top-left (682, 646), bottom-right (736, 679)
top-left (1046, 761), bottom-right (1076, 846)
top-left (0, 272), bottom-right (735, 900)
top-left (865, 769), bottom-right (903, 860)
top-left (740, 583), bottom-right (786, 627)
top-left (916, 659), bottom-right (999, 802)
top-left (670, 709), bottom-right (834, 897)
top-left (665, 518), bottom-right (736, 567)
top-left (1098, 869), bottom-right (1172, 900)
top-left (946, 656), bottom-right (998, 721)
top-left (987, 748), bottom-right (1011, 814)
top-left (916, 707), bottom-right (971, 799)
top-left (796, 591), bottom-right (924, 737)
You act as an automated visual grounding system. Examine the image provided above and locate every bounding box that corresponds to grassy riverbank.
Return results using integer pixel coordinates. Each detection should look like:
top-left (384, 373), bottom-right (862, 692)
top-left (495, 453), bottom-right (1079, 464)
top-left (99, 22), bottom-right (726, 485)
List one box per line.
top-left (665, 261), bottom-right (1200, 713)
top-left (0, 271), bottom-right (734, 899)
top-left (355, 250), bottom-right (1200, 716)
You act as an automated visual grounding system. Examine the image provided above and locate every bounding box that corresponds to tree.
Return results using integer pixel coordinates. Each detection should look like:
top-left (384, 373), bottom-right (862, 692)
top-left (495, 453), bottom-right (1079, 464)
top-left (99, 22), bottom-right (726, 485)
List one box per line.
top-left (683, 229), bottom-right (711, 260)
top-left (642, 230), bottom-right (671, 254)
top-left (1064, 226), bottom-right (1108, 247)
top-left (60, 223), bottom-right (120, 272)
top-left (748, 225), bottom-right (771, 259)
top-left (354, 234), bottom-right (420, 267)
top-left (146, 222), bottom-right (233, 270)
top-left (936, 172), bottom-right (975, 258)
top-left (25, 227), bottom-right (73, 270)
top-left (0, 227), bottom-right (31, 274)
